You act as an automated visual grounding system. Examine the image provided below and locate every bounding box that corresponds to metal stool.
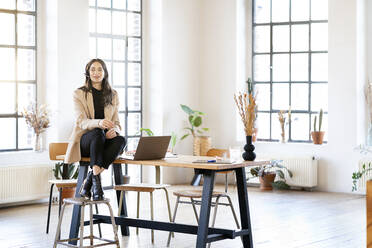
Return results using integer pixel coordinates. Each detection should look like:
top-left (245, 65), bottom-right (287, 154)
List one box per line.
top-left (53, 197), bottom-right (119, 248)
top-left (167, 189), bottom-right (240, 247)
top-left (114, 183), bottom-right (173, 244)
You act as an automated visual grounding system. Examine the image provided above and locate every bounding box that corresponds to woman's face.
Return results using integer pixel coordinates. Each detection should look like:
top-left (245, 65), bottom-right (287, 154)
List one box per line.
top-left (89, 61), bottom-right (105, 83)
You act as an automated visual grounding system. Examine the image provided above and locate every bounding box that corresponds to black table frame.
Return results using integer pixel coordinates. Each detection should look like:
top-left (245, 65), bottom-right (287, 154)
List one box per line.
top-left (68, 161), bottom-right (254, 248)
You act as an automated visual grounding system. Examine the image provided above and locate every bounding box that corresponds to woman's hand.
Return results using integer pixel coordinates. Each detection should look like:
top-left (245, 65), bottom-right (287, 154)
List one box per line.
top-left (99, 119), bottom-right (114, 129)
top-left (105, 128), bottom-right (117, 139)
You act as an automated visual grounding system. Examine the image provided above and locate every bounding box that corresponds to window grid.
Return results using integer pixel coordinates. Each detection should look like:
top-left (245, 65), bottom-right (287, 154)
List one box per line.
top-left (89, 0), bottom-right (142, 185)
top-left (89, 0), bottom-right (143, 144)
top-left (252, 0), bottom-right (328, 143)
top-left (0, 0), bottom-right (37, 152)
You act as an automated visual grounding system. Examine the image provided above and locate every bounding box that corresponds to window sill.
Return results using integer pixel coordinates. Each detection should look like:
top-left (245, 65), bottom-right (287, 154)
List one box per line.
top-left (0, 150), bottom-right (50, 166)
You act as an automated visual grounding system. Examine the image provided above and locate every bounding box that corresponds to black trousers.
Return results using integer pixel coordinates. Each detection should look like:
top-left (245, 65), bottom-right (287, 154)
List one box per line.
top-left (80, 128), bottom-right (126, 169)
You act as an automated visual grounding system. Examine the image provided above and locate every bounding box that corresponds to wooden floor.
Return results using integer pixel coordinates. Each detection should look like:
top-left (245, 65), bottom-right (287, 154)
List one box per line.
top-left (0, 184), bottom-right (366, 248)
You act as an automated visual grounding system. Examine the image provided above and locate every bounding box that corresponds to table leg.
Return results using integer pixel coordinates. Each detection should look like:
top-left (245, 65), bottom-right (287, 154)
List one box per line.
top-left (155, 166), bottom-right (160, 184)
top-left (195, 170), bottom-right (215, 248)
top-left (191, 169), bottom-right (203, 186)
top-left (235, 167), bottom-right (253, 248)
top-left (46, 183), bottom-right (54, 233)
top-left (113, 163), bottom-right (130, 236)
top-left (68, 162), bottom-right (89, 245)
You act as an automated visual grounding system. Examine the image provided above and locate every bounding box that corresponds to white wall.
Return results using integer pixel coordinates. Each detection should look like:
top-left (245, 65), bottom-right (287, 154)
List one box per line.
top-left (2, 0), bottom-right (370, 193)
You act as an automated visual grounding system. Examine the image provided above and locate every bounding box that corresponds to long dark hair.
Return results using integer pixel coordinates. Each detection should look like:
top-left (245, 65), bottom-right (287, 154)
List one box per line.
top-left (79, 58), bottom-right (113, 106)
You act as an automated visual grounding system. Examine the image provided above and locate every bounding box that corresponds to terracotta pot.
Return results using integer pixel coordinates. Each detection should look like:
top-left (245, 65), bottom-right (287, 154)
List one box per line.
top-left (258, 173), bottom-right (276, 191)
top-left (311, 131), bottom-right (325, 145)
top-left (61, 187), bottom-right (76, 202)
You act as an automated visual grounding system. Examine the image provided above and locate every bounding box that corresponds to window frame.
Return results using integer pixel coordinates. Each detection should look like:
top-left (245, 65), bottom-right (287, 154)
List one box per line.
top-left (252, 0), bottom-right (328, 143)
top-left (0, 0), bottom-right (37, 152)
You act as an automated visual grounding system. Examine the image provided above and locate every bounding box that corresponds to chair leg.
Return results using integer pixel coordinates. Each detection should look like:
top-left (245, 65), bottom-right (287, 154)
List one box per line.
top-left (225, 174), bottom-right (228, 193)
top-left (163, 188), bottom-right (174, 237)
top-left (190, 198), bottom-right (199, 223)
top-left (225, 195), bottom-right (240, 229)
top-left (89, 204), bottom-right (94, 246)
top-left (207, 196), bottom-right (221, 248)
top-left (46, 183), bottom-right (54, 234)
top-left (167, 196), bottom-right (180, 247)
top-left (58, 187), bottom-right (62, 217)
top-left (95, 204), bottom-right (102, 238)
top-left (105, 202), bottom-right (120, 248)
top-left (53, 203), bottom-right (67, 248)
top-left (150, 192), bottom-right (154, 244)
top-left (136, 191), bottom-right (140, 235)
top-left (79, 204), bottom-right (85, 248)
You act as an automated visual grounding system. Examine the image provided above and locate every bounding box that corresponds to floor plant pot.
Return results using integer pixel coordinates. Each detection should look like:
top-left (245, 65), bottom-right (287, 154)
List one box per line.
top-left (61, 187), bottom-right (76, 202)
top-left (311, 131), bottom-right (325, 144)
top-left (258, 173), bottom-right (276, 191)
top-left (242, 136), bottom-right (256, 161)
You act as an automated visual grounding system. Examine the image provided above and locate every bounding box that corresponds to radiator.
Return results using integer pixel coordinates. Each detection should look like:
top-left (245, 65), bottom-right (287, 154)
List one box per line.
top-left (247, 155), bottom-right (318, 188)
top-left (356, 159), bottom-right (372, 192)
top-left (0, 164), bottom-right (53, 204)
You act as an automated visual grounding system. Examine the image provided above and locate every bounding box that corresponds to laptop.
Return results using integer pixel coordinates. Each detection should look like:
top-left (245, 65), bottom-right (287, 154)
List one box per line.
top-left (121, 136), bottom-right (171, 160)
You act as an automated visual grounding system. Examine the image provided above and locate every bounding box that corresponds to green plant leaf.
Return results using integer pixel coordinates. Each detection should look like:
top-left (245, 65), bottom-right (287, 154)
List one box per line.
top-left (193, 116), bottom-right (202, 127)
top-left (276, 170), bottom-right (285, 179)
top-left (189, 115), bottom-right (195, 126)
top-left (197, 130), bottom-right (203, 134)
top-left (202, 128), bottom-right (209, 131)
top-left (72, 165), bottom-right (79, 179)
top-left (250, 167), bottom-right (259, 177)
top-left (180, 134), bottom-right (190, 140)
top-left (272, 180), bottom-right (290, 190)
top-left (140, 128), bottom-right (154, 136)
top-left (194, 111), bottom-right (204, 115)
top-left (181, 104), bottom-right (193, 115)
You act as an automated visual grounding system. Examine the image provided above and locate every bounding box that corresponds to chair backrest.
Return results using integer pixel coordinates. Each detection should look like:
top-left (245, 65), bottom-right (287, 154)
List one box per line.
top-left (206, 148), bottom-right (230, 158)
top-left (49, 143), bottom-right (68, 160)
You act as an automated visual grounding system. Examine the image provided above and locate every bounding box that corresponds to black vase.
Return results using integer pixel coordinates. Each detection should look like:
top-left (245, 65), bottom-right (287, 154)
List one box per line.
top-left (242, 136), bottom-right (256, 161)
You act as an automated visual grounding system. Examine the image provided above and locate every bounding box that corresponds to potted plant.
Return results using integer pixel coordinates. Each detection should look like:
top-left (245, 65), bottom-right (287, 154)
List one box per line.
top-left (311, 109), bottom-right (325, 144)
top-left (248, 160), bottom-right (293, 190)
top-left (53, 162), bottom-right (79, 199)
top-left (180, 104), bottom-right (210, 155)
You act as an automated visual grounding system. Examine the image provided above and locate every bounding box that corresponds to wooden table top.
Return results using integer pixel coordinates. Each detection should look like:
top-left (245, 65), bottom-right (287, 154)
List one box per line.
top-left (56, 154), bottom-right (270, 170)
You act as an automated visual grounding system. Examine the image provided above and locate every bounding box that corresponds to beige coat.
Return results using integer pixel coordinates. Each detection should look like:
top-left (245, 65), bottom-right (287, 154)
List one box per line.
top-left (64, 88), bottom-right (121, 163)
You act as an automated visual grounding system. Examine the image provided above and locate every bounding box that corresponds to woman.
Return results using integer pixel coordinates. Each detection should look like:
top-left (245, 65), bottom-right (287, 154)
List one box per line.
top-left (64, 58), bottom-right (126, 201)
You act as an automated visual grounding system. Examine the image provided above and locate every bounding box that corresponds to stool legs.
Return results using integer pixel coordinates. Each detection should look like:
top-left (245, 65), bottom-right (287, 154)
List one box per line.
top-left (190, 198), bottom-right (199, 223)
top-left (79, 204), bottom-right (85, 247)
top-left (225, 174), bottom-right (228, 193)
top-left (46, 183), bottom-right (55, 234)
top-left (167, 196), bottom-right (180, 247)
top-left (225, 195), bottom-right (240, 229)
top-left (105, 202), bottom-right (120, 248)
top-left (136, 191), bottom-right (140, 235)
top-left (89, 204), bottom-right (94, 246)
top-left (95, 204), bottom-right (102, 238)
top-left (53, 203), bottom-right (67, 248)
top-left (162, 188), bottom-right (174, 237)
top-left (150, 192), bottom-right (154, 243)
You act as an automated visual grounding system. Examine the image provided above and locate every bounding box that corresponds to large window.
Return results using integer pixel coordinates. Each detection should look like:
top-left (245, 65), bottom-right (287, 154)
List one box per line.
top-left (253, 0), bottom-right (328, 143)
top-left (0, 0), bottom-right (36, 151)
top-left (89, 0), bottom-right (142, 183)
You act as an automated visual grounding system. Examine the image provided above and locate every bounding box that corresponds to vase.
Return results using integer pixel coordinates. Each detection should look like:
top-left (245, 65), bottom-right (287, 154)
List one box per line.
top-left (311, 131), bottom-right (325, 145)
top-left (193, 136), bottom-right (211, 156)
top-left (33, 133), bottom-right (42, 152)
top-left (242, 136), bottom-right (256, 161)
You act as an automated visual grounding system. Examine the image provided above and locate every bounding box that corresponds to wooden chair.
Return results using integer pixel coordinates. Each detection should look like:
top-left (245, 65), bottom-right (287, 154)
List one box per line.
top-left (207, 148), bottom-right (234, 192)
top-left (46, 143), bottom-right (101, 237)
top-left (114, 183), bottom-right (173, 244)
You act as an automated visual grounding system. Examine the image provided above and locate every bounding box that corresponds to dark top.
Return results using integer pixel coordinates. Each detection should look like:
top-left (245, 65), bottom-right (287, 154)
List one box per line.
top-left (92, 87), bottom-right (105, 119)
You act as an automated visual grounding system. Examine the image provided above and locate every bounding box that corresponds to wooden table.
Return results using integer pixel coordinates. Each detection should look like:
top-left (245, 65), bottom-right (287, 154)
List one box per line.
top-left (56, 155), bottom-right (269, 248)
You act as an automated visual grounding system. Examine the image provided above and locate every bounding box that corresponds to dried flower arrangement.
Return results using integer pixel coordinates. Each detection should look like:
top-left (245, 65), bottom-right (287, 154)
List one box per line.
top-left (22, 103), bottom-right (50, 151)
top-left (22, 103), bottom-right (50, 135)
top-left (278, 107), bottom-right (292, 143)
top-left (234, 81), bottom-right (257, 136)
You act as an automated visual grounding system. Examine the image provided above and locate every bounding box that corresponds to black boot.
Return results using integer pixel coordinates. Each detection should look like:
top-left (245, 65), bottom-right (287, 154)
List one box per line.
top-left (92, 174), bottom-right (104, 201)
top-left (79, 171), bottom-right (93, 199)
